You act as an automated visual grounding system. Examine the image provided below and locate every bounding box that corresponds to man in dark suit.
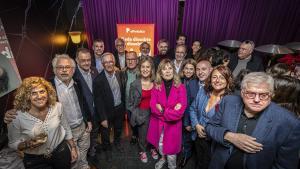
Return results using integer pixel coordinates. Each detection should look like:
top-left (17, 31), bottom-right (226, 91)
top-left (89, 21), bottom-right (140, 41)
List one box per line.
top-left (206, 72), bottom-right (300, 169)
top-left (113, 38), bottom-right (127, 70)
top-left (74, 48), bottom-right (99, 158)
top-left (228, 40), bottom-right (264, 77)
top-left (93, 52), bottom-right (125, 162)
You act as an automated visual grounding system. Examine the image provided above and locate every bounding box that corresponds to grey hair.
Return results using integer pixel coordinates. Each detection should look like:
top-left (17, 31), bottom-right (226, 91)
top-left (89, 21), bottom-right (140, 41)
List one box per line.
top-left (52, 54), bottom-right (76, 69)
top-left (101, 52), bottom-right (115, 63)
top-left (115, 38), bottom-right (125, 45)
top-left (242, 40), bottom-right (255, 50)
top-left (241, 72), bottom-right (274, 93)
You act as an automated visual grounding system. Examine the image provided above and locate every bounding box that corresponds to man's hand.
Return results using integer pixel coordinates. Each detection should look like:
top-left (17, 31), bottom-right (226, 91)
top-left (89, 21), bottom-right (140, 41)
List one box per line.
top-left (195, 124), bottom-right (206, 138)
top-left (4, 109), bottom-right (17, 124)
top-left (86, 122), bottom-right (92, 132)
top-left (101, 120), bottom-right (108, 128)
top-left (224, 132), bottom-right (263, 153)
top-left (174, 103), bottom-right (182, 110)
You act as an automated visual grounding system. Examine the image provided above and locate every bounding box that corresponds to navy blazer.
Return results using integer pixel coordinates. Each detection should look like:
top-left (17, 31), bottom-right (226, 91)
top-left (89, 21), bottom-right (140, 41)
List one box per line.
top-left (206, 95), bottom-right (300, 169)
top-left (73, 66), bottom-right (98, 120)
top-left (182, 78), bottom-right (199, 127)
top-left (50, 78), bottom-right (92, 123)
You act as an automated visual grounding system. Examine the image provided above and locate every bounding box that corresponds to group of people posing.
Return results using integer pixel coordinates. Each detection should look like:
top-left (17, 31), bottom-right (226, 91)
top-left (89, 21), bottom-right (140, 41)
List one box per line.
top-left (4, 34), bottom-right (300, 169)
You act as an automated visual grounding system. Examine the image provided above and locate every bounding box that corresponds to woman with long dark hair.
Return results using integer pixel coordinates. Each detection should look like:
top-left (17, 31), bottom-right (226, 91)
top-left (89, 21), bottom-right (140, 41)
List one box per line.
top-left (190, 65), bottom-right (234, 169)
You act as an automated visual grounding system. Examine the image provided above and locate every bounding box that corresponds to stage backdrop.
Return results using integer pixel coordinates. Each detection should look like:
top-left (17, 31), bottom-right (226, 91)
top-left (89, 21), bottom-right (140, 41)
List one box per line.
top-left (82, 0), bottom-right (178, 54)
top-left (182, 0), bottom-right (300, 48)
top-left (117, 24), bottom-right (155, 56)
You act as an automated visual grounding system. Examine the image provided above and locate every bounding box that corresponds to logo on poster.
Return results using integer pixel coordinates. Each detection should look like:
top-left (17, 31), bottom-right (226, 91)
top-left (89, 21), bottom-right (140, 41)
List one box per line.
top-left (126, 28), bottom-right (145, 34)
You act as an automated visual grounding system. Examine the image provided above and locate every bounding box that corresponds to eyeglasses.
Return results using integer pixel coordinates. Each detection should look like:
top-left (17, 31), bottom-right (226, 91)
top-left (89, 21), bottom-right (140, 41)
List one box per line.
top-left (56, 66), bottom-right (73, 70)
top-left (102, 61), bottom-right (114, 65)
top-left (242, 90), bottom-right (271, 100)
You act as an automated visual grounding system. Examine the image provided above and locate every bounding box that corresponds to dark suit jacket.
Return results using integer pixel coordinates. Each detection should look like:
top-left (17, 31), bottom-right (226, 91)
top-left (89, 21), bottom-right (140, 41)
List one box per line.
top-left (206, 95), bottom-right (300, 169)
top-left (228, 53), bottom-right (265, 72)
top-left (113, 50), bottom-right (127, 70)
top-left (93, 71), bottom-right (125, 122)
top-left (73, 66), bottom-right (98, 121)
top-left (50, 78), bottom-right (92, 123)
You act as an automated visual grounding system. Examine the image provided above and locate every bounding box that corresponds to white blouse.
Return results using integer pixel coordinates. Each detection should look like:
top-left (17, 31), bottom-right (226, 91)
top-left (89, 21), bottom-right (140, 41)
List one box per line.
top-left (7, 102), bottom-right (73, 155)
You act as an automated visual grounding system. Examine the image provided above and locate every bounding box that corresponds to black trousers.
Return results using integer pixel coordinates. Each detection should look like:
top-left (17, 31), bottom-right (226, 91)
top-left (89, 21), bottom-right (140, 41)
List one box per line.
top-left (100, 104), bottom-right (124, 151)
top-left (194, 138), bottom-right (211, 169)
top-left (23, 141), bottom-right (71, 169)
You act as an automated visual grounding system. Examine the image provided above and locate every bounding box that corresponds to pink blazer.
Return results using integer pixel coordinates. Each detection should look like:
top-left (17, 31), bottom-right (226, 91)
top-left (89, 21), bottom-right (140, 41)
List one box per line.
top-left (147, 82), bottom-right (187, 155)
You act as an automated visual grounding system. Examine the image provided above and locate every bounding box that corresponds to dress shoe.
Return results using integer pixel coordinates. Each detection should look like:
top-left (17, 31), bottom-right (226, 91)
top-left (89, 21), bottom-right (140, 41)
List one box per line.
top-left (178, 157), bottom-right (189, 168)
top-left (115, 143), bottom-right (125, 153)
top-left (105, 150), bottom-right (112, 162)
top-left (130, 136), bottom-right (137, 145)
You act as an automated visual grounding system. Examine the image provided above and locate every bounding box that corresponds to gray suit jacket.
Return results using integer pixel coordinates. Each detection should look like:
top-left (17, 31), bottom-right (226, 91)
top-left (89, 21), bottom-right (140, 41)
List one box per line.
top-left (128, 78), bottom-right (150, 126)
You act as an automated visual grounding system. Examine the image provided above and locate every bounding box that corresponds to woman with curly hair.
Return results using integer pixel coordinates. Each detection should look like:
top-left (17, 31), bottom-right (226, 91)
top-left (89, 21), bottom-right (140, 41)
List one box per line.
top-left (147, 59), bottom-right (187, 169)
top-left (190, 65), bottom-right (234, 169)
top-left (7, 77), bottom-right (77, 169)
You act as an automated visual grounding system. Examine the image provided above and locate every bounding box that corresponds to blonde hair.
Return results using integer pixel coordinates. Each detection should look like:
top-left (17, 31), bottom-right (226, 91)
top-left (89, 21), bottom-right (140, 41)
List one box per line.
top-left (14, 77), bottom-right (57, 112)
top-left (155, 59), bottom-right (181, 89)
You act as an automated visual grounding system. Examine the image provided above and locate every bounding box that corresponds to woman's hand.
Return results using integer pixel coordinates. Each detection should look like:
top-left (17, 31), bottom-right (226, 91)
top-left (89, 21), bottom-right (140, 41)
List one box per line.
top-left (70, 147), bottom-right (78, 163)
top-left (195, 124), bottom-right (206, 138)
top-left (174, 103), bottom-right (182, 110)
top-left (156, 104), bottom-right (163, 113)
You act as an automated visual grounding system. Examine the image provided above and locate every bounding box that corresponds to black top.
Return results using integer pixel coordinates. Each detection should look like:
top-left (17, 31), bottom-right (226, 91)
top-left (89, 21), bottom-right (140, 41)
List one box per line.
top-left (225, 111), bottom-right (261, 169)
top-left (163, 79), bottom-right (173, 98)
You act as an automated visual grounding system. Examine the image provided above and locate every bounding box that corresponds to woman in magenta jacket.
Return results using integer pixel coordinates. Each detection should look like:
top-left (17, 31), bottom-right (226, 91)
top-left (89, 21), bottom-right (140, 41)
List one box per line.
top-left (147, 59), bottom-right (187, 169)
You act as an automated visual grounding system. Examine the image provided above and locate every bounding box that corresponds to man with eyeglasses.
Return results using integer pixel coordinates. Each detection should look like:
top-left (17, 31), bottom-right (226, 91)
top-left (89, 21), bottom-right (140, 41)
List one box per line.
top-left (228, 40), bottom-right (264, 78)
top-left (120, 51), bottom-right (139, 145)
top-left (113, 38), bottom-right (127, 70)
top-left (52, 54), bottom-right (92, 169)
top-left (93, 52), bottom-right (125, 162)
top-left (206, 72), bottom-right (300, 169)
top-left (139, 42), bottom-right (151, 59)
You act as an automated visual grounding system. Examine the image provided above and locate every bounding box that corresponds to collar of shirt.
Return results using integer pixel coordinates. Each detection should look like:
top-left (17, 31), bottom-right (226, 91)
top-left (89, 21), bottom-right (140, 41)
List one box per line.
top-left (54, 76), bottom-right (74, 88)
top-left (77, 65), bottom-right (91, 76)
top-left (104, 70), bottom-right (115, 79)
top-left (173, 60), bottom-right (182, 67)
top-left (118, 53), bottom-right (125, 57)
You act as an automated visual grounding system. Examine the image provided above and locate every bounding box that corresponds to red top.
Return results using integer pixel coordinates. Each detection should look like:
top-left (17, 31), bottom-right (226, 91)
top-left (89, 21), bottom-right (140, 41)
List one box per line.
top-left (139, 89), bottom-right (152, 109)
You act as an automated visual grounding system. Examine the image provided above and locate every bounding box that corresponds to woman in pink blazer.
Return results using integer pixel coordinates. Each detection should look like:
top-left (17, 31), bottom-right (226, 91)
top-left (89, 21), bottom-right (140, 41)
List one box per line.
top-left (147, 59), bottom-right (187, 169)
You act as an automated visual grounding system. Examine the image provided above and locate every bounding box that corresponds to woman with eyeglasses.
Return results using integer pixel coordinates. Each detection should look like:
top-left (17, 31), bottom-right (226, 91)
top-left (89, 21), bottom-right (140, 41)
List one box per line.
top-left (7, 77), bottom-right (77, 169)
top-left (147, 59), bottom-right (187, 169)
top-left (190, 65), bottom-right (234, 169)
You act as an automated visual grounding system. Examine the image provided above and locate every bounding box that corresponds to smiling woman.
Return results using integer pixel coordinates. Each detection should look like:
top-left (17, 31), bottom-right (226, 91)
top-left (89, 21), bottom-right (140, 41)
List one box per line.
top-left (7, 77), bottom-right (77, 169)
